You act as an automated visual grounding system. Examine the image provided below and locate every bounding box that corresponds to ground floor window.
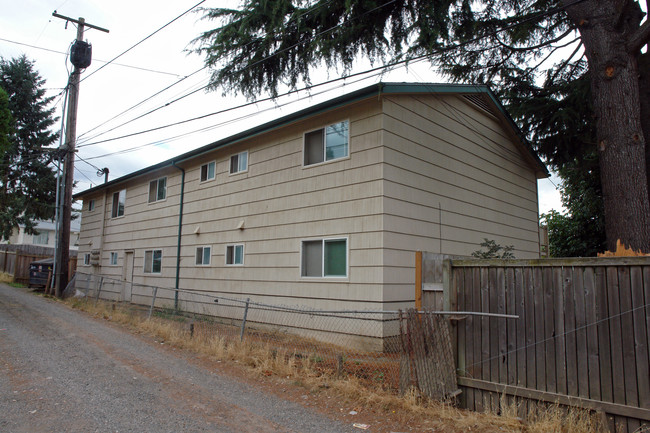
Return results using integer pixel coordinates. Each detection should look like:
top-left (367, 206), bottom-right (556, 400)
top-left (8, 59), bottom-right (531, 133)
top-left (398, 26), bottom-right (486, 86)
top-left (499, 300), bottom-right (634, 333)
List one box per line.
top-left (110, 252), bottom-right (118, 266)
top-left (83, 253), bottom-right (90, 266)
top-left (301, 238), bottom-right (347, 277)
top-left (144, 249), bottom-right (162, 273)
top-left (225, 244), bottom-right (244, 265)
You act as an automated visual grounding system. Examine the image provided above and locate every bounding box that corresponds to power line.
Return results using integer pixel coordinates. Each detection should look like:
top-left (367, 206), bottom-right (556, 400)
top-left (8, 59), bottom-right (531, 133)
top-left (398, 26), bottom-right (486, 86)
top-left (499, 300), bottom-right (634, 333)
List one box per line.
top-left (75, 0), bottom-right (585, 151)
top-left (0, 37), bottom-right (184, 77)
top-left (79, 0), bottom-right (208, 83)
top-left (79, 70), bottom-right (385, 162)
top-left (75, 0), bottom-right (340, 145)
top-left (76, 66), bottom-right (207, 142)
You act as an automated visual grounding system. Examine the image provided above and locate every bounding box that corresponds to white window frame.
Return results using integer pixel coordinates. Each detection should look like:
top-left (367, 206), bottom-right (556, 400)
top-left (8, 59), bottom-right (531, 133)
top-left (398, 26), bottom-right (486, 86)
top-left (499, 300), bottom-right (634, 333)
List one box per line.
top-left (148, 177), bottom-right (167, 203)
top-left (111, 189), bottom-right (126, 218)
top-left (32, 231), bottom-right (49, 245)
top-left (225, 244), bottom-right (244, 266)
top-left (300, 237), bottom-right (348, 278)
top-left (83, 253), bottom-right (91, 266)
top-left (88, 199), bottom-right (95, 211)
top-left (303, 120), bottom-right (349, 166)
top-left (143, 249), bottom-right (162, 274)
top-left (195, 246), bottom-right (211, 266)
top-left (229, 151), bottom-right (248, 175)
top-left (200, 161), bottom-right (216, 182)
top-left (109, 252), bottom-right (118, 266)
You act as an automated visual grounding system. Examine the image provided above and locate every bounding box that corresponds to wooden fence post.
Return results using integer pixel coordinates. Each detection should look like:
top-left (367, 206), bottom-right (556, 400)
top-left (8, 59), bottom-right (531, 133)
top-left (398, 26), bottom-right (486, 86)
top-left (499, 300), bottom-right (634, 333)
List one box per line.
top-left (415, 251), bottom-right (423, 311)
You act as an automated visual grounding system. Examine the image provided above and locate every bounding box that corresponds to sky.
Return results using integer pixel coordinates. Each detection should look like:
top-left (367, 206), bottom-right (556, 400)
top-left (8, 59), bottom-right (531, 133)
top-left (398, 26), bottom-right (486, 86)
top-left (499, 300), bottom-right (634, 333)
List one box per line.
top-left (0, 0), bottom-right (563, 215)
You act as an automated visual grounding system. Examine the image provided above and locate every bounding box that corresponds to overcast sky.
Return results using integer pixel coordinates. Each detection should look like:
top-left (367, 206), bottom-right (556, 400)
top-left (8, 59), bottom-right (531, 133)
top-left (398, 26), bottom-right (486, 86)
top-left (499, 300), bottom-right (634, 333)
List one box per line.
top-left (0, 0), bottom-right (563, 214)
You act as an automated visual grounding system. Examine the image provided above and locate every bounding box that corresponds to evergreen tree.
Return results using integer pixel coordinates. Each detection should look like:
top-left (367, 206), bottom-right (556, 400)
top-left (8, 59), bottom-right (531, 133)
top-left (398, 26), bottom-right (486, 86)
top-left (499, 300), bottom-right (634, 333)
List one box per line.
top-left (193, 0), bottom-right (650, 251)
top-left (541, 156), bottom-right (606, 257)
top-left (0, 56), bottom-right (58, 241)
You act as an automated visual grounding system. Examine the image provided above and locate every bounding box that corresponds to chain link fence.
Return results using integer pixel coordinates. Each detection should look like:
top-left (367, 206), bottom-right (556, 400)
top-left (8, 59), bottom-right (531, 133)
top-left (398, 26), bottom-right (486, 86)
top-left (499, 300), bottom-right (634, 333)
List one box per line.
top-left (76, 274), bottom-right (455, 399)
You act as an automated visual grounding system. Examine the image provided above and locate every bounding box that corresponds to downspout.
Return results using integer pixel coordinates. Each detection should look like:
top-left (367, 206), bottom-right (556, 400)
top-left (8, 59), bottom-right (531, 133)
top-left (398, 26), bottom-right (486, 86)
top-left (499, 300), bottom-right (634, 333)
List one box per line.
top-left (171, 161), bottom-right (185, 310)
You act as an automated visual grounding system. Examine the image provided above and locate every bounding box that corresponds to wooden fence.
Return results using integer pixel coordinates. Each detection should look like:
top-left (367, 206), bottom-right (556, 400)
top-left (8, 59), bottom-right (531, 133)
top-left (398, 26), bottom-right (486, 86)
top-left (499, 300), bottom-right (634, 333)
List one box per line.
top-left (426, 256), bottom-right (650, 433)
top-left (0, 245), bottom-right (77, 285)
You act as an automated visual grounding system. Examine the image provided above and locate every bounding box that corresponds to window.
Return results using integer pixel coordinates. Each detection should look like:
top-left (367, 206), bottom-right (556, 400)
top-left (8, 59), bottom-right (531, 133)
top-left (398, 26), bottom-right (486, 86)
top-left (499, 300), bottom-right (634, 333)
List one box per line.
top-left (111, 189), bottom-right (126, 218)
top-left (304, 120), bottom-right (349, 166)
top-left (200, 161), bottom-right (216, 182)
top-left (144, 249), bottom-right (162, 274)
top-left (148, 177), bottom-right (167, 203)
top-left (83, 253), bottom-right (91, 266)
top-left (195, 246), bottom-right (211, 266)
top-left (88, 199), bottom-right (95, 211)
top-left (110, 252), bottom-right (118, 266)
top-left (32, 231), bottom-right (49, 245)
top-left (301, 238), bottom-right (347, 277)
top-left (229, 151), bottom-right (248, 174)
top-left (225, 244), bottom-right (244, 265)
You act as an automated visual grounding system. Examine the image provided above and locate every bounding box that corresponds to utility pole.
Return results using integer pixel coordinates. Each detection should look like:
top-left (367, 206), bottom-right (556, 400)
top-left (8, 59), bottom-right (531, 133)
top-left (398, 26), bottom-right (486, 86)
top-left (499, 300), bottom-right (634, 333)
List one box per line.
top-left (52, 12), bottom-right (108, 297)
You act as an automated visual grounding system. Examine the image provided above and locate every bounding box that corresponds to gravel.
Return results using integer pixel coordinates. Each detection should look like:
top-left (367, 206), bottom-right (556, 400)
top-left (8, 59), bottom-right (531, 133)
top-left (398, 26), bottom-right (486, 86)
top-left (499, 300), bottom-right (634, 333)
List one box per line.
top-left (0, 284), bottom-right (356, 433)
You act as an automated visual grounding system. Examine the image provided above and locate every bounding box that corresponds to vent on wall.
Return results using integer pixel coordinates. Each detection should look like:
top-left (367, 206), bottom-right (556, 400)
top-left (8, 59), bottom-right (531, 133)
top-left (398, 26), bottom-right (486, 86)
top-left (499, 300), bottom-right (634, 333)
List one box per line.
top-left (462, 94), bottom-right (497, 117)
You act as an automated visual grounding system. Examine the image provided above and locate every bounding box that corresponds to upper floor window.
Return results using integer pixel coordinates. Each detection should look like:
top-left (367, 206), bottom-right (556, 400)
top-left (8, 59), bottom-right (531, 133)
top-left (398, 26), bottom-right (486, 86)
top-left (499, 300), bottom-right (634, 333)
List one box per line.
top-left (148, 177), bottom-right (167, 203)
top-left (225, 244), bottom-right (244, 265)
top-left (304, 120), bottom-right (349, 166)
top-left (32, 231), bottom-right (49, 245)
top-left (88, 199), bottom-right (95, 211)
top-left (144, 249), bottom-right (162, 274)
top-left (230, 151), bottom-right (248, 174)
top-left (301, 238), bottom-right (347, 278)
top-left (200, 161), bottom-right (216, 182)
top-left (111, 189), bottom-right (126, 218)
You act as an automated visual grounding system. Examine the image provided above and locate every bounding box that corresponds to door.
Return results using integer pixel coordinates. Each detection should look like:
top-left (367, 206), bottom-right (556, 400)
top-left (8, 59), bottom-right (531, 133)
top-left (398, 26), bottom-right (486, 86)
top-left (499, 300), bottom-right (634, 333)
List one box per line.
top-left (122, 251), bottom-right (134, 302)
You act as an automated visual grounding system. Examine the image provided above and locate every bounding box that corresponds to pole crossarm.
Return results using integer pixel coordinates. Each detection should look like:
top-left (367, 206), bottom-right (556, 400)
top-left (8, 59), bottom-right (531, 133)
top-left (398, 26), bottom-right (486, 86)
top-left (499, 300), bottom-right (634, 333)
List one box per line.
top-left (52, 12), bottom-right (110, 33)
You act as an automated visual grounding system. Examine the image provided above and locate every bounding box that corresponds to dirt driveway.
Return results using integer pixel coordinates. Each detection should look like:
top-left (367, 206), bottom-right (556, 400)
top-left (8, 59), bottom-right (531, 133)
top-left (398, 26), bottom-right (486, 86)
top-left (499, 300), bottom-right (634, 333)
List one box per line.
top-left (0, 284), bottom-right (362, 433)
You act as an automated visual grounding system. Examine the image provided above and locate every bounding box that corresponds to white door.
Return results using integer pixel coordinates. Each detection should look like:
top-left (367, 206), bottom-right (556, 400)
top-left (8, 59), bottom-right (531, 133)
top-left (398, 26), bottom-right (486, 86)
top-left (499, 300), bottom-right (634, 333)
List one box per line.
top-left (122, 251), bottom-right (134, 302)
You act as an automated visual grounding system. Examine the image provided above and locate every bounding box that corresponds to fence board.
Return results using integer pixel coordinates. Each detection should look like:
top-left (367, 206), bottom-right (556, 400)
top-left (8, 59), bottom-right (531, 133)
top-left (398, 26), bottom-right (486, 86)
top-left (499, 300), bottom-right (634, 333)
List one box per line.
top-left (572, 267), bottom-right (589, 399)
top-left (488, 267), bottom-right (498, 411)
top-left (633, 267), bottom-right (650, 409)
top-left (583, 267), bottom-right (601, 401)
top-left (472, 267), bottom-right (483, 412)
top-left (563, 266), bottom-right (578, 398)
top-left (439, 256), bottom-right (650, 433)
top-left (553, 266), bottom-right (567, 395)
top-left (514, 267), bottom-right (526, 388)
top-left (543, 267), bottom-right (556, 393)
top-left (505, 267), bottom-right (516, 387)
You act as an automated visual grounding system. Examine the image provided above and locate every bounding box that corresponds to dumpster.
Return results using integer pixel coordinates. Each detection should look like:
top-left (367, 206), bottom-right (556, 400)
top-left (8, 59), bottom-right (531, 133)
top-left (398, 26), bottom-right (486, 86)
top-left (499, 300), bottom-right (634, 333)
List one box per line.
top-left (29, 258), bottom-right (54, 289)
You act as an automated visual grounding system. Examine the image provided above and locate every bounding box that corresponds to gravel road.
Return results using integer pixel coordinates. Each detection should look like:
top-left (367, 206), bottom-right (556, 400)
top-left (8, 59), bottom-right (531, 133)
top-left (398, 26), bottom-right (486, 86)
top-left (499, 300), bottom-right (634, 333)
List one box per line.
top-left (0, 284), bottom-right (356, 433)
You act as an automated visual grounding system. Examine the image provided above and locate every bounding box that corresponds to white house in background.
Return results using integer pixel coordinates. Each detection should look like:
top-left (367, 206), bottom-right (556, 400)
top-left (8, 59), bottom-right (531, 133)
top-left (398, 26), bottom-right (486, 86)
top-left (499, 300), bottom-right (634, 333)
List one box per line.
top-left (2, 217), bottom-right (81, 250)
top-left (73, 82), bottom-right (549, 350)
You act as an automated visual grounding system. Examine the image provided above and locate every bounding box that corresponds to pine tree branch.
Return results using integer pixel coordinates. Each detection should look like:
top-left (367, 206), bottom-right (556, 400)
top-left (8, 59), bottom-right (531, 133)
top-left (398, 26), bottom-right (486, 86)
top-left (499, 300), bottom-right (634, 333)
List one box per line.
top-left (495, 28), bottom-right (574, 52)
top-left (628, 19), bottom-right (650, 53)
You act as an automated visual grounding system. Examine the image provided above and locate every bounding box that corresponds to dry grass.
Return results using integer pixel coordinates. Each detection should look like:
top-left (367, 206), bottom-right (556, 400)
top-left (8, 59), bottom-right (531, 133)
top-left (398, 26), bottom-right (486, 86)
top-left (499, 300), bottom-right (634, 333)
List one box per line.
top-left (64, 298), bottom-right (609, 433)
top-left (0, 272), bottom-right (14, 284)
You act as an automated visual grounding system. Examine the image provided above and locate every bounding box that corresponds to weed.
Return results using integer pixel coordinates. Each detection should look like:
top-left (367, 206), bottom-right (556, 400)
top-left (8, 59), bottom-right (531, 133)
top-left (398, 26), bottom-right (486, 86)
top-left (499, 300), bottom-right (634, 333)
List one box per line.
top-left (63, 298), bottom-right (609, 433)
top-left (0, 272), bottom-right (13, 284)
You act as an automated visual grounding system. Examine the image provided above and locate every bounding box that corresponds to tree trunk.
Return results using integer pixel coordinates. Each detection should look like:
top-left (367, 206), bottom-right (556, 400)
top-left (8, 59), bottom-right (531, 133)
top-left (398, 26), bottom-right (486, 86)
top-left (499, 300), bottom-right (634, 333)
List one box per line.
top-left (639, 52), bottom-right (650, 204)
top-left (564, 0), bottom-right (650, 252)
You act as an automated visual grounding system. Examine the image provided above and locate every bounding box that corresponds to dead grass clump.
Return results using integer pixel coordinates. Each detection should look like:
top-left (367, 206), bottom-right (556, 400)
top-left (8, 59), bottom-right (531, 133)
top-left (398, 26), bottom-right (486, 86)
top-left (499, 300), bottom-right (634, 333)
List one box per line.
top-left (0, 272), bottom-right (14, 284)
top-left (521, 402), bottom-right (608, 433)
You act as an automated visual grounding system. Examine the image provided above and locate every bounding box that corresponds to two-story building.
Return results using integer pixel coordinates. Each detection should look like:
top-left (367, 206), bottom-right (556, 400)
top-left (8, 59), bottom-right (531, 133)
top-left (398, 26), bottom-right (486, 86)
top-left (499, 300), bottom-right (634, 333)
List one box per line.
top-left (74, 82), bottom-right (548, 349)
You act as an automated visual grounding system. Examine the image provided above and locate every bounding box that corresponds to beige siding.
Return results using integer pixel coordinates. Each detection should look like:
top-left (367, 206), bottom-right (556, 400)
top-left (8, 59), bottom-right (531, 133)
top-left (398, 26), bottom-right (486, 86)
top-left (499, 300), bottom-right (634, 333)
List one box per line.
top-left (380, 93), bottom-right (541, 304)
top-left (75, 89), bottom-right (545, 344)
top-left (176, 99), bottom-right (385, 311)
